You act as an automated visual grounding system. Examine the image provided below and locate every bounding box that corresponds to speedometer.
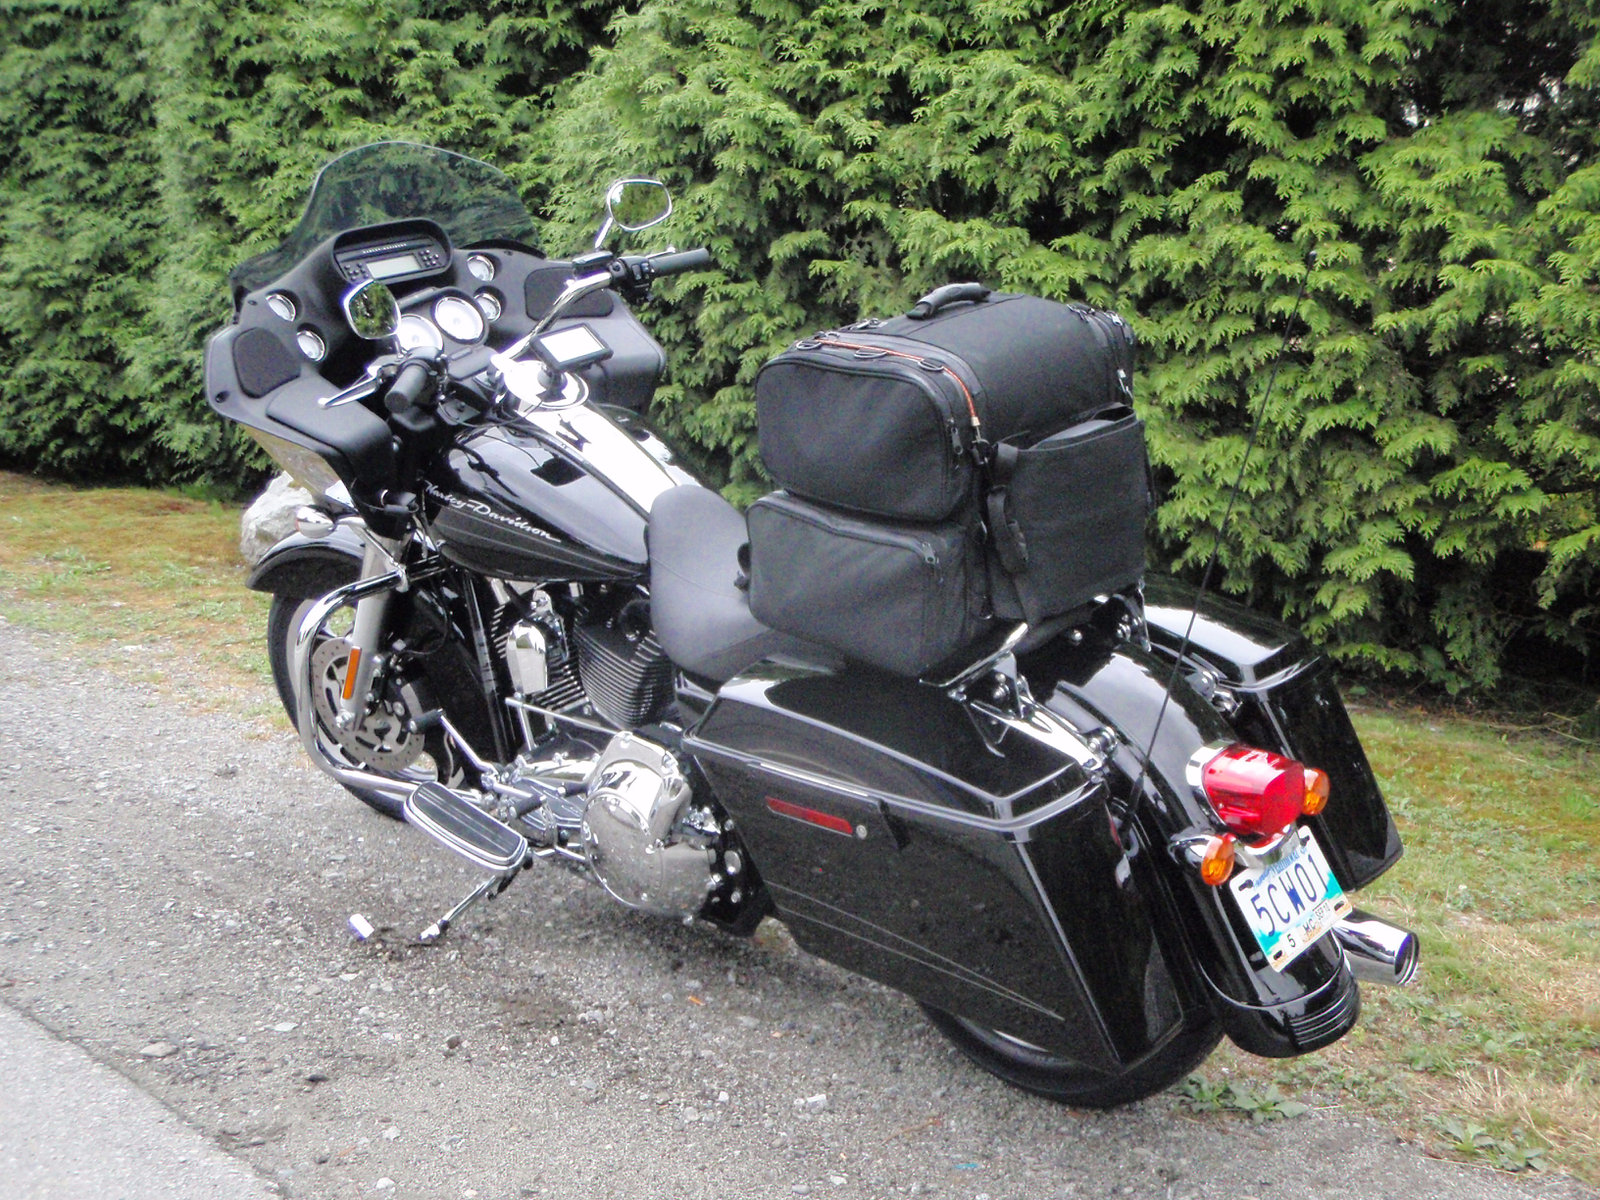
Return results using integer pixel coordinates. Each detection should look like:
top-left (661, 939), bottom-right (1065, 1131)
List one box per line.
top-left (433, 296), bottom-right (486, 343)
top-left (396, 315), bottom-right (444, 353)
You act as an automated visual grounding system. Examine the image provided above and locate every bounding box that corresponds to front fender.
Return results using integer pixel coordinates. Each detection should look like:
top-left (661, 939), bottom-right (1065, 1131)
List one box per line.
top-left (246, 527), bottom-right (366, 597)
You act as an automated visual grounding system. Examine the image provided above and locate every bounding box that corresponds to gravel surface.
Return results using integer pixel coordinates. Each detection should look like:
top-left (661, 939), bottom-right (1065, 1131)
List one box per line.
top-left (0, 617), bottom-right (1592, 1200)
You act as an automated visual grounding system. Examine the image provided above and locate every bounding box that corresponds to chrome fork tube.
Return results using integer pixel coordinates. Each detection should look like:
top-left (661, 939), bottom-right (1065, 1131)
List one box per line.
top-left (334, 540), bottom-right (400, 726)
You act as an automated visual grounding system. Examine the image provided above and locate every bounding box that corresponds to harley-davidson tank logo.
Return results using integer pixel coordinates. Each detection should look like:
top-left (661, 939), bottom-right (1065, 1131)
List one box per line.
top-left (424, 483), bottom-right (559, 542)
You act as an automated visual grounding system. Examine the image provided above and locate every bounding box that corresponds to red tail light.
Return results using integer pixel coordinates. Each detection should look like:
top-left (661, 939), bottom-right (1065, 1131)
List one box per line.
top-left (1197, 745), bottom-right (1305, 839)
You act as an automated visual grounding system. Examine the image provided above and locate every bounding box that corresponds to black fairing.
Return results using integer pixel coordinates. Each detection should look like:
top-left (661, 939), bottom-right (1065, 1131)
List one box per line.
top-left (685, 663), bottom-right (1194, 1074)
top-left (1142, 576), bottom-right (1403, 891)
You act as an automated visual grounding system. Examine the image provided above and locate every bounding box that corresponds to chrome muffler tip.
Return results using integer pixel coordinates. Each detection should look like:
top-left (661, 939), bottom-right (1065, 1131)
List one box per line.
top-left (1333, 909), bottom-right (1419, 987)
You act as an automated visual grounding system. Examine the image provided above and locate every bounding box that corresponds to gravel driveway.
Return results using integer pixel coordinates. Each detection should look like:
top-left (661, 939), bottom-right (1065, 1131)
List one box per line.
top-left (0, 618), bottom-right (1591, 1200)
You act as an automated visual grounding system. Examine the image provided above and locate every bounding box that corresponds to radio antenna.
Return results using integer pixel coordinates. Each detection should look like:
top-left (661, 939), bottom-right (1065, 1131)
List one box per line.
top-left (1125, 249), bottom-right (1316, 818)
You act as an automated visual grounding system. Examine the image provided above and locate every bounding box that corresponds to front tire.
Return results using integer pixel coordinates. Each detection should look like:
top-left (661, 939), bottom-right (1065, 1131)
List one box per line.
top-left (920, 1005), bottom-right (1221, 1108)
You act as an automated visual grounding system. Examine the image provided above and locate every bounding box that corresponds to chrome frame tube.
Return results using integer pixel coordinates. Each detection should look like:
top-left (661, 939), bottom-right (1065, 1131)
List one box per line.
top-left (292, 571), bottom-right (413, 803)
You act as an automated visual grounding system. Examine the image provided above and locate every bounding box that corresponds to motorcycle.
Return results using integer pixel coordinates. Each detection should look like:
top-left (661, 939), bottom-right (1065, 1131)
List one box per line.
top-left (204, 141), bottom-right (1418, 1107)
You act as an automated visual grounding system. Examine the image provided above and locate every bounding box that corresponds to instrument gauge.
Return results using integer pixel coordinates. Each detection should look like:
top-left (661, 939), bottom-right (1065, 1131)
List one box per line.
top-left (434, 296), bottom-right (486, 343)
top-left (474, 290), bottom-right (503, 322)
top-left (295, 329), bottom-right (326, 361)
top-left (397, 314), bottom-right (444, 353)
top-left (266, 292), bottom-right (296, 322)
top-left (467, 254), bottom-right (496, 282)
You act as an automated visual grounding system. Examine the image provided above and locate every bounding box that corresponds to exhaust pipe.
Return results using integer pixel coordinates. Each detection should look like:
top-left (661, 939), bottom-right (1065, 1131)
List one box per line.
top-left (1333, 909), bottom-right (1419, 986)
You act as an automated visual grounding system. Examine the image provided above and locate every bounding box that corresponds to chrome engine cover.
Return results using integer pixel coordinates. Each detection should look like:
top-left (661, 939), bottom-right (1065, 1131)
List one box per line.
top-left (581, 732), bottom-right (715, 918)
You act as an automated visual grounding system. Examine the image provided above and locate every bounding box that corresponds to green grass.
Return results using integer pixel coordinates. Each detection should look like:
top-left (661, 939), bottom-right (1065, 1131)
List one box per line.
top-left (0, 471), bottom-right (272, 701)
top-left (1193, 704), bottom-right (1600, 1182)
top-left (2, 470), bottom-right (1597, 1183)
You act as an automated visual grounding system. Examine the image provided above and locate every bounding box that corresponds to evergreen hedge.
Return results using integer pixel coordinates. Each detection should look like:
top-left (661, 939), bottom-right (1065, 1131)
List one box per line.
top-left (541, 0), bottom-right (1600, 691)
top-left (2, 0), bottom-right (1598, 691)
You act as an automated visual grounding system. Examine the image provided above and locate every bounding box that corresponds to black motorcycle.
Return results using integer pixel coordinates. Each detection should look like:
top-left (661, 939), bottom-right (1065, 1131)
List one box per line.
top-left (205, 141), bottom-right (1418, 1107)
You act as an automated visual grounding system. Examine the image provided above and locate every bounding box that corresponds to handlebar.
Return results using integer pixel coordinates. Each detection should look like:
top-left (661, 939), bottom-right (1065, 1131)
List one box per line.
top-left (385, 359), bottom-right (436, 413)
top-left (642, 247), bottom-right (714, 278)
top-left (611, 247), bottom-right (714, 289)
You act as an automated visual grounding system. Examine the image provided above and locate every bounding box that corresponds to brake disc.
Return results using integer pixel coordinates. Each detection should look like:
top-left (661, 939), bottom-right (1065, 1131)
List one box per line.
top-left (309, 638), bottom-right (424, 773)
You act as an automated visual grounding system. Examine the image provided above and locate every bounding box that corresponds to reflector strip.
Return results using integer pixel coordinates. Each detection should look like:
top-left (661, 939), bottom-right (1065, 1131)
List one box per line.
top-left (766, 796), bottom-right (856, 837)
top-left (342, 646), bottom-right (362, 701)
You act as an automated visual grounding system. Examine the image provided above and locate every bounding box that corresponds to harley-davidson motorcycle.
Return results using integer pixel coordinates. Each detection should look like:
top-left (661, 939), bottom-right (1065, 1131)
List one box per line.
top-left (205, 141), bottom-right (1418, 1107)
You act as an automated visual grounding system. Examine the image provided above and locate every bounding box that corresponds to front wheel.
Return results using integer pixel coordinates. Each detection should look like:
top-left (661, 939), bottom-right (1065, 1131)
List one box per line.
top-left (920, 1005), bottom-right (1221, 1108)
top-left (267, 593), bottom-right (449, 820)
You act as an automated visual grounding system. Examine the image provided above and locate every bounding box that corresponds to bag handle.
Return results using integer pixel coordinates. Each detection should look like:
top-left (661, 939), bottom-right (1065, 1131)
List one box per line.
top-left (906, 282), bottom-right (991, 321)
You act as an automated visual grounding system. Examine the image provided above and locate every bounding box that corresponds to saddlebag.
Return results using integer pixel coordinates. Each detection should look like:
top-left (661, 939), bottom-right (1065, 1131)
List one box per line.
top-left (685, 658), bottom-right (1190, 1071)
top-left (746, 288), bottom-right (1150, 675)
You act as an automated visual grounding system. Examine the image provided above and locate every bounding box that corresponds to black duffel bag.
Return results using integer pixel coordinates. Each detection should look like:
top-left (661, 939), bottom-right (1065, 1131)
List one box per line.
top-left (756, 285), bottom-right (1135, 522)
top-left (745, 285), bottom-right (1151, 678)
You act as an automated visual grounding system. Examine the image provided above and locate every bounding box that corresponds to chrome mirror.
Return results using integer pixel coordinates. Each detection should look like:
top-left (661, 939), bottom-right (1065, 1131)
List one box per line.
top-left (593, 178), bottom-right (672, 248)
top-left (342, 279), bottom-right (400, 341)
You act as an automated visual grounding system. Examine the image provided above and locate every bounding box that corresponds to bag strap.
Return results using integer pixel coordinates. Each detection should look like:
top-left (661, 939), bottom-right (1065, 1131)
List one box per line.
top-left (983, 441), bottom-right (1029, 574)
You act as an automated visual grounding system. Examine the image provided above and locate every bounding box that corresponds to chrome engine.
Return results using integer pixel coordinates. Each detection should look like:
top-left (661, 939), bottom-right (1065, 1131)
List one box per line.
top-left (297, 576), bottom-right (742, 935)
top-left (579, 732), bottom-right (718, 918)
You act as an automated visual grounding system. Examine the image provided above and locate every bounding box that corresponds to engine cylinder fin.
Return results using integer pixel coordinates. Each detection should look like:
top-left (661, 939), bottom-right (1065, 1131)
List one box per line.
top-left (572, 621), bottom-right (674, 729)
top-left (528, 655), bottom-right (586, 712)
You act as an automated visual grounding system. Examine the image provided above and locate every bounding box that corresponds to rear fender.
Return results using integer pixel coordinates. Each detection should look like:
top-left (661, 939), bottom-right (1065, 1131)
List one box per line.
top-left (1141, 576), bottom-right (1402, 890)
top-left (1027, 629), bottom-right (1357, 1058)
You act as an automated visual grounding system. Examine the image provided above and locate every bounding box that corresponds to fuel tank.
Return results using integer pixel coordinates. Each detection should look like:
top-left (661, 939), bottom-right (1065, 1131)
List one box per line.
top-left (422, 402), bottom-right (699, 582)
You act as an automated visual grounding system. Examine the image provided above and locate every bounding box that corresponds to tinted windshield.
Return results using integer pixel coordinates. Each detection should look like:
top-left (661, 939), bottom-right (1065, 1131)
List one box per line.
top-left (229, 142), bottom-right (538, 295)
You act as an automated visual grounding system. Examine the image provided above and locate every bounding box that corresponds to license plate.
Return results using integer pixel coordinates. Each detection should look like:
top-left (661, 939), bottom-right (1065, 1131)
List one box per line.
top-left (1229, 827), bottom-right (1352, 971)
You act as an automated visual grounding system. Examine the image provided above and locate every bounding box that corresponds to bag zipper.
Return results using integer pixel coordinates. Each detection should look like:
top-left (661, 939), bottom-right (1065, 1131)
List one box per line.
top-left (807, 334), bottom-right (983, 452)
top-left (763, 496), bottom-right (947, 579)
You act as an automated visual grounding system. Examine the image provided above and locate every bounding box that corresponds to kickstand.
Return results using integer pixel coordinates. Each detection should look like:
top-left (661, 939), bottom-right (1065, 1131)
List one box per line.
top-left (418, 866), bottom-right (521, 943)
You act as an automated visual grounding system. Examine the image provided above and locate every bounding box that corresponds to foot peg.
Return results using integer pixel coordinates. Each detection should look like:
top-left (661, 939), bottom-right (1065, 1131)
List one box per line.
top-left (404, 781), bottom-right (529, 872)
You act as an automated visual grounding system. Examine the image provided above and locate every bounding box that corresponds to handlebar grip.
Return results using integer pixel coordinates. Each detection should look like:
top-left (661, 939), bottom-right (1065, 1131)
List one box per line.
top-left (646, 247), bottom-right (714, 278)
top-left (907, 281), bottom-right (992, 320)
top-left (385, 361), bottom-right (435, 412)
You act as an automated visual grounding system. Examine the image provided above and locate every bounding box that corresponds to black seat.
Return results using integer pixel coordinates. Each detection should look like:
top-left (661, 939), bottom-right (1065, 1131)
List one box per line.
top-left (649, 485), bottom-right (818, 682)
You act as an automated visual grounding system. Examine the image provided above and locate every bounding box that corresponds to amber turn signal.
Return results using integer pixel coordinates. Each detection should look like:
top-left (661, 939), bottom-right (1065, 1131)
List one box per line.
top-left (1303, 767), bottom-right (1330, 817)
top-left (1198, 833), bottom-right (1237, 887)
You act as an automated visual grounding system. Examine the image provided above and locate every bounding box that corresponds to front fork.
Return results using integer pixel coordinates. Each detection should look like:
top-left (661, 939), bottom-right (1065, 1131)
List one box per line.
top-left (290, 533), bottom-right (412, 804)
top-left (334, 538), bottom-right (402, 727)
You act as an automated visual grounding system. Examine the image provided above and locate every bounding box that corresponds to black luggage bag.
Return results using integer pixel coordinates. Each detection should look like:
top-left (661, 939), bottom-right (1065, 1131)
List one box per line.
top-left (746, 491), bottom-right (989, 679)
top-left (747, 286), bottom-right (1151, 677)
top-left (755, 286), bottom-right (1135, 522)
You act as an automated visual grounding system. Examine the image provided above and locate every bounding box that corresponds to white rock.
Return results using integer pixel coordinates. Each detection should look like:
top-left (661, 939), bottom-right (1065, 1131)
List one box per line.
top-left (240, 473), bottom-right (314, 565)
top-left (138, 1042), bottom-right (178, 1058)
